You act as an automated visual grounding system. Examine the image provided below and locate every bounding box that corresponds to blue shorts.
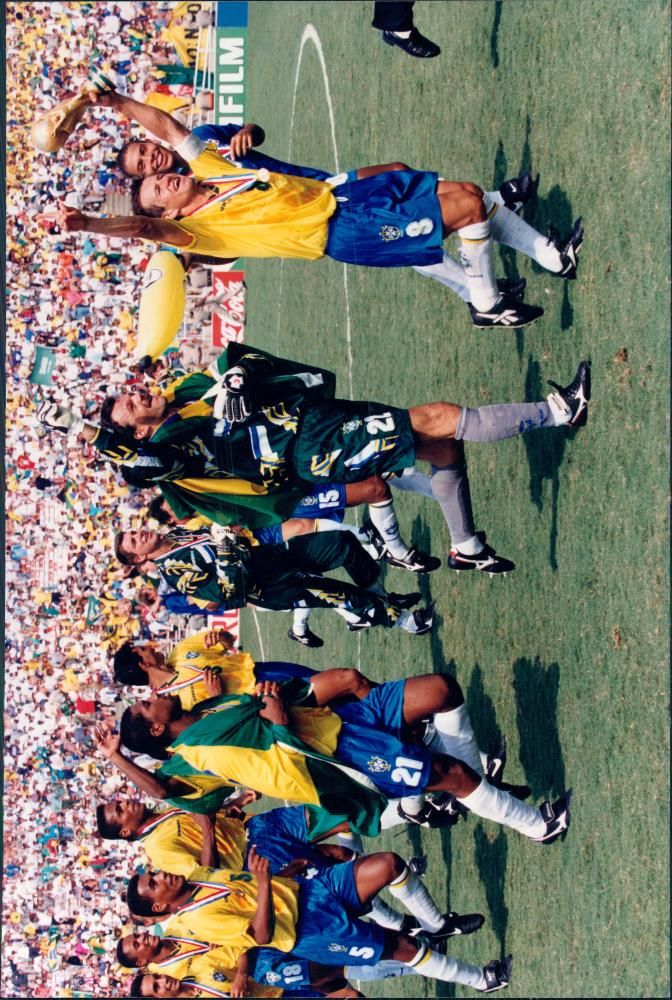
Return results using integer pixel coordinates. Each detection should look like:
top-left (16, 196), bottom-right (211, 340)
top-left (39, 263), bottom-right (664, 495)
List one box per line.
top-left (294, 861), bottom-right (387, 966)
top-left (244, 805), bottom-right (330, 874)
top-left (247, 951), bottom-right (313, 990)
top-left (334, 681), bottom-right (433, 796)
top-left (255, 661), bottom-right (317, 684)
top-left (325, 170), bottom-right (444, 267)
top-left (253, 485), bottom-right (347, 544)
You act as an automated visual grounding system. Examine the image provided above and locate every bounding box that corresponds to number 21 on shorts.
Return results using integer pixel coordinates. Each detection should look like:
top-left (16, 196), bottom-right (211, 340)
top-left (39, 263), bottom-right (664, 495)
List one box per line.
top-left (391, 756), bottom-right (424, 787)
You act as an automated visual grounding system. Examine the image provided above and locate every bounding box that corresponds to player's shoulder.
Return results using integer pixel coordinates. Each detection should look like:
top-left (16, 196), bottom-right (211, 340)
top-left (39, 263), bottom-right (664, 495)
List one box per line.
top-left (193, 123), bottom-right (238, 143)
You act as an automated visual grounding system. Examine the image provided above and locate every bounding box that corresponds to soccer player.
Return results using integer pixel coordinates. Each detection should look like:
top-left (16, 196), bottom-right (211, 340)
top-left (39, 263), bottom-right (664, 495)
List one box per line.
top-left (113, 525), bottom-right (434, 635)
top-left (112, 101), bottom-right (537, 321)
top-left (111, 630), bottom-right (319, 708)
top-left (125, 848), bottom-right (513, 992)
top-left (116, 671), bottom-right (572, 844)
top-left (55, 92), bottom-right (584, 329)
top-left (39, 342), bottom-right (591, 573)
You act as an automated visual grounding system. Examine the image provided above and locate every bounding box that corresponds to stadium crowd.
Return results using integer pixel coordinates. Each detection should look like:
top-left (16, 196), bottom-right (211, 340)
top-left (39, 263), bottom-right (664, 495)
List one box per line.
top-left (4, 3), bottom-right (214, 995)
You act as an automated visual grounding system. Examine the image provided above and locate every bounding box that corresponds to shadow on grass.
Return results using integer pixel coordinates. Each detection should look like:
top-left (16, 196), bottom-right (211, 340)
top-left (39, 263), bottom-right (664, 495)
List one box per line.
top-left (474, 825), bottom-right (509, 957)
top-left (513, 657), bottom-right (566, 799)
top-left (521, 355), bottom-right (582, 571)
top-left (489, 0), bottom-right (503, 67)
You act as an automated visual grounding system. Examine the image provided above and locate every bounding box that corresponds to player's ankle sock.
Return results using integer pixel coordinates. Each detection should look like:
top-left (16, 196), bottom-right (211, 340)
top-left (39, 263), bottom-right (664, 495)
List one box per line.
top-left (454, 535), bottom-right (484, 555)
top-left (399, 794), bottom-right (426, 817)
top-left (394, 608), bottom-right (421, 632)
top-left (368, 500), bottom-right (409, 559)
top-left (457, 220), bottom-right (500, 311)
top-left (369, 895), bottom-right (406, 930)
top-left (391, 29), bottom-right (411, 37)
top-left (333, 830), bottom-right (364, 854)
top-left (291, 608), bottom-right (310, 636)
top-left (345, 961), bottom-right (414, 981)
top-left (457, 777), bottom-right (546, 838)
top-left (429, 463), bottom-right (477, 548)
top-left (406, 945), bottom-right (488, 989)
top-left (335, 607), bottom-right (365, 625)
top-left (431, 704), bottom-right (486, 774)
top-left (412, 252), bottom-right (471, 302)
top-left (389, 467), bottom-right (435, 499)
top-left (388, 865), bottom-right (444, 932)
top-left (455, 400), bottom-right (553, 442)
top-left (486, 200), bottom-right (563, 272)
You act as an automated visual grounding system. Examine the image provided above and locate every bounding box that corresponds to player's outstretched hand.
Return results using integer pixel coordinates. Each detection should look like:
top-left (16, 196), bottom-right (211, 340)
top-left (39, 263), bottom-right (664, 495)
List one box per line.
top-left (36, 401), bottom-right (83, 435)
top-left (229, 124), bottom-right (256, 159)
top-left (212, 366), bottom-right (252, 423)
top-left (93, 724), bottom-right (120, 758)
top-left (247, 844), bottom-right (271, 878)
top-left (86, 90), bottom-right (121, 109)
top-left (203, 628), bottom-right (235, 649)
top-left (254, 680), bottom-right (282, 699)
top-left (55, 202), bottom-right (88, 232)
top-left (203, 667), bottom-right (224, 697)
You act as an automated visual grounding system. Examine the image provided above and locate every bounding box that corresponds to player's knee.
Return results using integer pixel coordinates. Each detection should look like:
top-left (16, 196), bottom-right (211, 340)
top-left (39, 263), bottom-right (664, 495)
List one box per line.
top-left (281, 517), bottom-right (316, 540)
top-left (462, 185), bottom-right (486, 222)
top-left (434, 673), bottom-right (464, 709)
top-left (379, 851), bottom-right (406, 881)
top-left (338, 668), bottom-right (370, 698)
top-left (390, 161), bottom-right (410, 171)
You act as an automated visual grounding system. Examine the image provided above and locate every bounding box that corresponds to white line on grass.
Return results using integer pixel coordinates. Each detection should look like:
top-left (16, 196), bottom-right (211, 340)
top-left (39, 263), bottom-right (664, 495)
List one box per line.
top-left (251, 608), bottom-right (266, 662)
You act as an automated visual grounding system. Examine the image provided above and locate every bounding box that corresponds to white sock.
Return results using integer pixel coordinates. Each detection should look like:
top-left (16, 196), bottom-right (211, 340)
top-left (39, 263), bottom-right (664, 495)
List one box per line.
top-left (393, 609), bottom-right (420, 633)
top-left (406, 945), bottom-right (487, 989)
top-left (455, 535), bottom-right (484, 556)
top-left (344, 961), bottom-right (414, 982)
top-left (546, 391), bottom-right (572, 426)
top-left (486, 199), bottom-right (563, 272)
top-left (370, 896), bottom-right (406, 930)
top-left (388, 866), bottom-right (444, 932)
top-left (380, 800), bottom-right (407, 829)
top-left (392, 29), bottom-right (411, 37)
top-left (458, 777), bottom-right (545, 838)
top-left (333, 829), bottom-right (364, 854)
top-left (368, 500), bottom-right (409, 559)
top-left (413, 252), bottom-right (471, 302)
top-left (399, 794), bottom-right (426, 816)
top-left (335, 606), bottom-right (364, 625)
top-left (389, 467), bottom-right (435, 499)
top-left (314, 518), bottom-right (379, 559)
top-left (291, 607), bottom-right (311, 636)
top-left (431, 704), bottom-right (485, 775)
top-left (457, 220), bottom-right (500, 311)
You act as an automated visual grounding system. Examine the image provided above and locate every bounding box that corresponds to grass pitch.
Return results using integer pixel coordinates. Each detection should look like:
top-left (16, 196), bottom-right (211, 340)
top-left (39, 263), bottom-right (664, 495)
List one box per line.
top-left (239, 2), bottom-right (670, 996)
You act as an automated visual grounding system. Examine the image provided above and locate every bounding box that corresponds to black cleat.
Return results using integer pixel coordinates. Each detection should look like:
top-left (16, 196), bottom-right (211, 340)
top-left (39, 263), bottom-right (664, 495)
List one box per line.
top-left (408, 854), bottom-right (428, 876)
top-left (496, 276), bottom-right (526, 301)
top-left (447, 540), bottom-right (515, 576)
top-left (486, 736), bottom-right (507, 784)
top-left (361, 515), bottom-right (386, 560)
top-left (421, 911), bottom-right (486, 942)
top-left (481, 955), bottom-right (513, 992)
top-left (387, 591), bottom-right (422, 610)
top-left (287, 626), bottom-right (324, 648)
top-left (384, 547), bottom-right (441, 573)
top-left (409, 603), bottom-right (435, 636)
top-left (498, 171), bottom-right (534, 213)
top-left (532, 790), bottom-right (573, 844)
top-left (547, 360), bottom-right (591, 428)
top-left (397, 792), bottom-right (465, 827)
top-left (468, 295), bottom-right (544, 329)
top-left (382, 27), bottom-right (440, 58)
top-left (549, 217), bottom-right (584, 279)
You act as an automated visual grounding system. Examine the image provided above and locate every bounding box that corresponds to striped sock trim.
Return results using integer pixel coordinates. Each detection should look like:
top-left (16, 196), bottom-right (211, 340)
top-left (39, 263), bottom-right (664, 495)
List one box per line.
top-left (406, 943), bottom-right (430, 968)
top-left (389, 865), bottom-right (411, 889)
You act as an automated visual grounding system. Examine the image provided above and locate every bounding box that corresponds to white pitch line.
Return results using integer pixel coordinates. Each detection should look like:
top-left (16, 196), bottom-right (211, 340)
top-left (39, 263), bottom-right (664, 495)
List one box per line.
top-left (284, 23), bottom-right (361, 663)
top-left (251, 608), bottom-right (266, 662)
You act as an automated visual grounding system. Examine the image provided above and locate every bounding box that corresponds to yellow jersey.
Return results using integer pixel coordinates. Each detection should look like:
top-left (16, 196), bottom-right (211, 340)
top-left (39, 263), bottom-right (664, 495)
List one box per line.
top-left (138, 809), bottom-right (247, 876)
top-left (162, 865), bottom-right (300, 967)
top-left (161, 634), bottom-right (257, 710)
top-left (168, 142), bottom-right (336, 261)
top-left (147, 942), bottom-right (281, 998)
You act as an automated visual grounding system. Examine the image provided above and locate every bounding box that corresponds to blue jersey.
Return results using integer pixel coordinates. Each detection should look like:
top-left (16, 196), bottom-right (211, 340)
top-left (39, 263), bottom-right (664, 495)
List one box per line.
top-left (192, 124), bottom-right (332, 180)
top-left (253, 485), bottom-right (347, 545)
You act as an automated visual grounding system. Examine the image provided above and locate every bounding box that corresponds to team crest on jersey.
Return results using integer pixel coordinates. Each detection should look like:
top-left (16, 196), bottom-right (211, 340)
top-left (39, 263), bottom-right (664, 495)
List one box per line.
top-left (342, 419), bottom-right (362, 434)
top-left (184, 652), bottom-right (200, 660)
top-left (212, 972), bottom-right (227, 982)
top-left (367, 755), bottom-right (391, 773)
top-left (301, 494), bottom-right (318, 506)
top-left (264, 972), bottom-right (281, 984)
top-left (327, 943), bottom-right (348, 953)
top-left (380, 225), bottom-right (402, 242)
top-left (406, 217), bottom-right (434, 237)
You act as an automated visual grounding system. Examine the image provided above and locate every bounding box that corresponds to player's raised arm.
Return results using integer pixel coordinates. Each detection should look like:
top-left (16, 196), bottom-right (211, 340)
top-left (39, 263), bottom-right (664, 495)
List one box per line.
top-left (53, 200), bottom-right (191, 246)
top-left (87, 89), bottom-right (189, 148)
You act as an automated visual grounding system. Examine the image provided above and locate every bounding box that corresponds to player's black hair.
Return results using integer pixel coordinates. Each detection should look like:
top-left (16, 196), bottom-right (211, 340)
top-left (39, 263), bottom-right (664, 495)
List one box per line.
top-left (100, 395), bottom-right (131, 437)
top-left (126, 874), bottom-right (166, 920)
top-left (129, 970), bottom-right (146, 996)
top-left (148, 495), bottom-right (173, 526)
top-left (114, 533), bottom-right (133, 567)
top-left (115, 936), bottom-right (138, 969)
top-left (130, 177), bottom-right (164, 219)
top-left (113, 642), bottom-right (146, 686)
top-left (116, 140), bottom-right (136, 176)
top-left (96, 803), bottom-right (123, 840)
top-left (119, 706), bottom-right (171, 760)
